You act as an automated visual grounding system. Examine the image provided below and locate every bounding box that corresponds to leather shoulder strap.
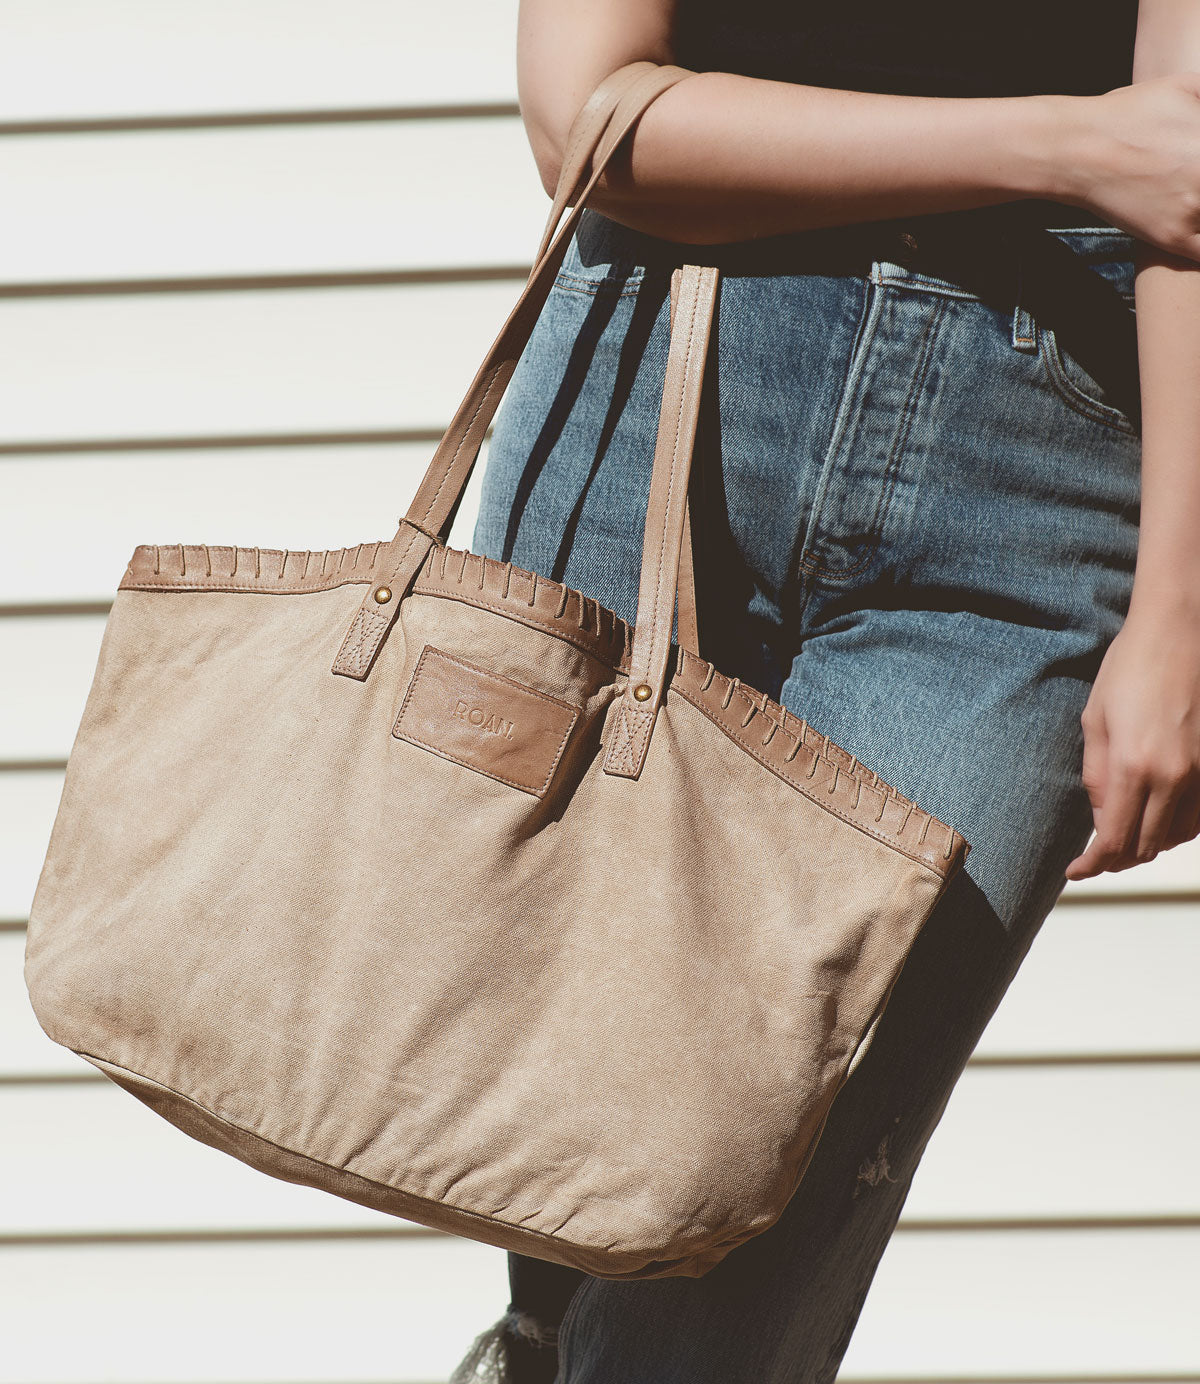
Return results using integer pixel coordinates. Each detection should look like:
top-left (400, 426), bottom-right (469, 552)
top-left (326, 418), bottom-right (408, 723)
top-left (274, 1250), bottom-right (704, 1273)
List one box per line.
top-left (602, 263), bottom-right (719, 778)
top-left (547, 73), bottom-right (704, 658)
top-left (332, 60), bottom-right (698, 680)
top-left (669, 270), bottom-right (702, 658)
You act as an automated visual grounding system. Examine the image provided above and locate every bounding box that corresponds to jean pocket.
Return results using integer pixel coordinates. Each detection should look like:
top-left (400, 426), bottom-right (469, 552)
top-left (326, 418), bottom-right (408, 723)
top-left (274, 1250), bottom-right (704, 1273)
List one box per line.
top-left (1037, 295), bottom-right (1139, 436)
top-left (552, 209), bottom-right (652, 298)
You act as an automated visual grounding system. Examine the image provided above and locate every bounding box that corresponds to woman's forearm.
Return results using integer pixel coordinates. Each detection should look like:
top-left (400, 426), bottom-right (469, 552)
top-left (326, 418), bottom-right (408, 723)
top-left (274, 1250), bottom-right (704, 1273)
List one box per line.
top-left (1065, 238), bottom-right (1200, 881)
top-left (1124, 4), bottom-right (1200, 624)
top-left (1061, 4), bottom-right (1200, 882)
top-left (1126, 246), bottom-right (1200, 624)
top-left (539, 71), bottom-right (1083, 244)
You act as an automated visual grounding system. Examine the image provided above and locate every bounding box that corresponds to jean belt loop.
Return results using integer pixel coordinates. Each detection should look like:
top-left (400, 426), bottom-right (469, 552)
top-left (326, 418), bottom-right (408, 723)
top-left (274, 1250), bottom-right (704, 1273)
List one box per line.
top-left (1011, 253), bottom-right (1038, 352)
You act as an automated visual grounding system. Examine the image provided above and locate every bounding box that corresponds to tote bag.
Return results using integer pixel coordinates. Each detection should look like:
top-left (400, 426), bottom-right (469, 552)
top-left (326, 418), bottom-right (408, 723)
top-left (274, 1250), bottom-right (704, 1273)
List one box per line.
top-left (24, 60), bottom-right (969, 1280)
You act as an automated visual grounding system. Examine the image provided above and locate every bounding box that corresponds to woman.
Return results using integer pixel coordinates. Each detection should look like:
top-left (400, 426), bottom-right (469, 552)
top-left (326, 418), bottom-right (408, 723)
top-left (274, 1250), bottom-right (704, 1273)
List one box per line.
top-left (452, 2), bottom-right (1200, 1380)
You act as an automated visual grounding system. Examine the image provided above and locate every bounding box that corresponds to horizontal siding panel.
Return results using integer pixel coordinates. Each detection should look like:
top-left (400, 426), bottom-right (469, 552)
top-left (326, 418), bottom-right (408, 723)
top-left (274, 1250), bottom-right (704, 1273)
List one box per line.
top-left (0, 282), bottom-right (532, 444)
top-left (0, 1231), bottom-right (1195, 1381)
top-left (0, 1236), bottom-right (507, 1383)
top-left (0, 120), bottom-right (544, 283)
top-left (0, 446), bottom-right (492, 606)
top-left (980, 899), bottom-right (1200, 1056)
top-left (2, 927), bottom-right (81, 1071)
top-left (0, 771), bottom-right (63, 919)
top-left (842, 1228), bottom-right (1199, 1377)
top-left (902, 1061), bottom-right (1200, 1220)
top-left (0, 450), bottom-right (493, 762)
top-left (2, 1081), bottom-right (420, 1235)
top-left (0, 618), bottom-right (105, 761)
top-left (0, 0), bottom-right (520, 121)
top-left (2, 1065), bottom-right (1198, 1236)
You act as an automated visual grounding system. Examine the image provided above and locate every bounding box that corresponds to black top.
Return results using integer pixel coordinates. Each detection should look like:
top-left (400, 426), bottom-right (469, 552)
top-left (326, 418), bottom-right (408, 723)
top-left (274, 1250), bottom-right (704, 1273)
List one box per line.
top-left (673, 1), bottom-right (1137, 100)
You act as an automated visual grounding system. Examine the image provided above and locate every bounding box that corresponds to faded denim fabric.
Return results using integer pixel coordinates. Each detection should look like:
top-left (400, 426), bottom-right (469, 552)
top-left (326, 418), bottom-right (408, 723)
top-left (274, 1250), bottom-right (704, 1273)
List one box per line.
top-left (461, 204), bottom-right (1141, 1384)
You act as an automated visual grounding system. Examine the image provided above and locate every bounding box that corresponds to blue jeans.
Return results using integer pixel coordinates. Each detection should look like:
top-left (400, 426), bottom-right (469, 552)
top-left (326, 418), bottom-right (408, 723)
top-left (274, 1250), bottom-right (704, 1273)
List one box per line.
top-left (465, 204), bottom-right (1141, 1383)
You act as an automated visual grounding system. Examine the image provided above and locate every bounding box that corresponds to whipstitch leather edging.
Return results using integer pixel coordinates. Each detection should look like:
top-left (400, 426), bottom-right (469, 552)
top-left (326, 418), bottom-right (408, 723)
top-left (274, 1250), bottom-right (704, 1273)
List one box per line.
top-left (119, 542), bottom-right (388, 592)
top-left (672, 649), bottom-right (966, 878)
top-left (116, 537), bottom-right (966, 874)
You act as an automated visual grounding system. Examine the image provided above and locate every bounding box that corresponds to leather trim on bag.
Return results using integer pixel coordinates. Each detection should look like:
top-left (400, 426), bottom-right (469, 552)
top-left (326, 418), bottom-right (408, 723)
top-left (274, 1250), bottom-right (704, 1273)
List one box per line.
top-left (409, 551), bottom-right (953, 855)
top-left (116, 538), bottom-right (967, 875)
top-left (671, 647), bottom-right (969, 881)
top-left (119, 542), bottom-right (389, 592)
top-left (410, 545), bottom-right (635, 673)
top-left (118, 541), bottom-right (637, 672)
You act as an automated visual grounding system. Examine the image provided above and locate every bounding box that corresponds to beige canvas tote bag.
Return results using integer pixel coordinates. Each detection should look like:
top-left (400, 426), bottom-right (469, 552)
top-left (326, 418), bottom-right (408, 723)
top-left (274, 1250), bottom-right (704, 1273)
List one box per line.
top-left (24, 60), bottom-right (969, 1280)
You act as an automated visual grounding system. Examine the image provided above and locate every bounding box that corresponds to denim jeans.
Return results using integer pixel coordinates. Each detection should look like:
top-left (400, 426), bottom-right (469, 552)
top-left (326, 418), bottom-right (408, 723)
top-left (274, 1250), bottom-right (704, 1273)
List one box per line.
top-left (458, 204), bottom-right (1141, 1384)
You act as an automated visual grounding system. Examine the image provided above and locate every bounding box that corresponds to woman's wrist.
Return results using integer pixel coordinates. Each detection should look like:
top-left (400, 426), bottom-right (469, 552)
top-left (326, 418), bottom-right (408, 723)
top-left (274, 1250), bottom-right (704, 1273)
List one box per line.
top-left (1125, 545), bottom-right (1200, 626)
top-left (1005, 93), bottom-right (1104, 211)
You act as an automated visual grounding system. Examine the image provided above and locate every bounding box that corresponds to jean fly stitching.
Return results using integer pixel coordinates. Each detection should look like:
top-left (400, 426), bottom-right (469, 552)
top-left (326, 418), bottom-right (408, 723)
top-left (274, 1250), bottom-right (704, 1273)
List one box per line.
top-left (795, 284), bottom-right (947, 587)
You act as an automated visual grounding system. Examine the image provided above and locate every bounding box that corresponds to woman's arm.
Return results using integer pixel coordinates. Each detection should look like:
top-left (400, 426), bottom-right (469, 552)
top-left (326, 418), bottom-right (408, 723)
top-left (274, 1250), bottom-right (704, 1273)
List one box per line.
top-left (519, 0), bottom-right (1068, 242)
top-left (517, 0), bottom-right (1200, 254)
top-left (1066, 1), bottom-right (1200, 879)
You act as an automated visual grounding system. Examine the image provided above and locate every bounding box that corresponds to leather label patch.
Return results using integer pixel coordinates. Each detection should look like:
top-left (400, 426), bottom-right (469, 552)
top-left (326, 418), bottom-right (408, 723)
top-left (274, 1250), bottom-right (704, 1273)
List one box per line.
top-left (393, 645), bottom-right (580, 797)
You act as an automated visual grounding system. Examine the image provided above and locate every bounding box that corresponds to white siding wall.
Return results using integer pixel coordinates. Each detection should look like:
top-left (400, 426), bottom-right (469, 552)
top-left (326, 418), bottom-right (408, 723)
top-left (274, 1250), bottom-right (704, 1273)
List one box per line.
top-left (1, 6), bottom-right (1197, 1381)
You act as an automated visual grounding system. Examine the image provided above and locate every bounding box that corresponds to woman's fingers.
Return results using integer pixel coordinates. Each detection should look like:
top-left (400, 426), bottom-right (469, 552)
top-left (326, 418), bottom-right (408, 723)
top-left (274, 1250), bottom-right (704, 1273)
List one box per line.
top-left (1065, 705), bottom-right (1114, 881)
top-left (1066, 772), bottom-right (1149, 880)
top-left (1066, 736), bottom-right (1200, 879)
top-left (1065, 607), bottom-right (1200, 881)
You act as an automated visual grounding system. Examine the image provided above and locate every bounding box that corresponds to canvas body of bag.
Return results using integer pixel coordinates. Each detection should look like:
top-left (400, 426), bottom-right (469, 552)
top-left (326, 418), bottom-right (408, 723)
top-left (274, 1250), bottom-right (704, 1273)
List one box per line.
top-left (24, 60), bottom-right (970, 1280)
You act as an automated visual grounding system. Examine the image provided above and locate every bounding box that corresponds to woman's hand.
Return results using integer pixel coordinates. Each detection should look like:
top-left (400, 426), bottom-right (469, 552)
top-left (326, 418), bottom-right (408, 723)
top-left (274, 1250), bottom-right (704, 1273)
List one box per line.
top-left (1059, 72), bottom-right (1200, 264)
top-left (1065, 600), bottom-right (1200, 880)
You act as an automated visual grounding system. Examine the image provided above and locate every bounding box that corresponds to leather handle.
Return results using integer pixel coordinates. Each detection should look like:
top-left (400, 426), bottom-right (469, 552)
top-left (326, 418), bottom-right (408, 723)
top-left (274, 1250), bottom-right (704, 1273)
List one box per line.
top-left (332, 59), bottom-right (698, 680)
top-left (602, 263), bottom-right (719, 779)
top-left (540, 78), bottom-right (704, 660)
top-left (669, 270), bottom-right (702, 659)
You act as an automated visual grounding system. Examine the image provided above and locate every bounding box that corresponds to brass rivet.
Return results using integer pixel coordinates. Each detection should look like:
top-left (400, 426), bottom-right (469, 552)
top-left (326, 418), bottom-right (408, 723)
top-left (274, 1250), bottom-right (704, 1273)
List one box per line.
top-left (632, 683), bottom-right (653, 702)
top-left (373, 585), bottom-right (392, 604)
